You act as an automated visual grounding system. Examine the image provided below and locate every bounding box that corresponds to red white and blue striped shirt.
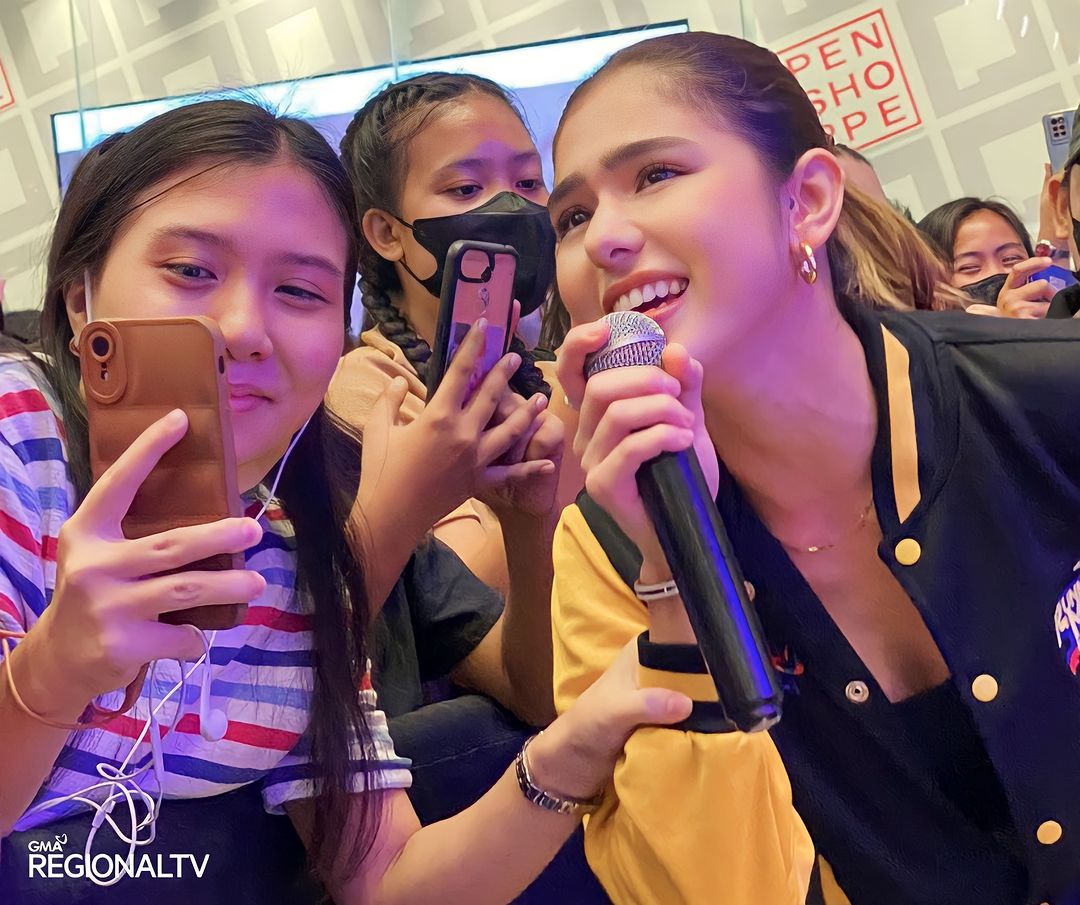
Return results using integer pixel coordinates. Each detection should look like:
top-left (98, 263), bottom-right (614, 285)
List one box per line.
top-left (0, 355), bottom-right (412, 831)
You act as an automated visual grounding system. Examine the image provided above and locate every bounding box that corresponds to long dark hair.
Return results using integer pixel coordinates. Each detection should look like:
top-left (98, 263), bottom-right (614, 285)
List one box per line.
top-left (39, 98), bottom-right (378, 883)
top-left (556, 33), bottom-right (963, 312)
top-left (916, 196), bottom-right (1035, 264)
top-left (339, 72), bottom-right (550, 394)
top-left (537, 287), bottom-right (571, 352)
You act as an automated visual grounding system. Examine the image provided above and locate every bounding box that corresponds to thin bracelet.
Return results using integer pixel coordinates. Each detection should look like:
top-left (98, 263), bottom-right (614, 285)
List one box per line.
top-left (1, 634), bottom-right (142, 730)
top-left (633, 578), bottom-right (680, 602)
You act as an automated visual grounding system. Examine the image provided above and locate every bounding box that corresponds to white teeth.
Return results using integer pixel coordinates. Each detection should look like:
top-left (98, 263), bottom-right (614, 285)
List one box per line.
top-left (610, 279), bottom-right (689, 313)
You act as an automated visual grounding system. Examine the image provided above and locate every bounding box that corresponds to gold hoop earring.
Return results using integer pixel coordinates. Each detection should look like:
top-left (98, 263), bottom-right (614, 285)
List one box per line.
top-left (798, 241), bottom-right (818, 285)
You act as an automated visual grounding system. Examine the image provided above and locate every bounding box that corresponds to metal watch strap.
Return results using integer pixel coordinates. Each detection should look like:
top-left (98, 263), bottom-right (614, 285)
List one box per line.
top-left (515, 734), bottom-right (603, 817)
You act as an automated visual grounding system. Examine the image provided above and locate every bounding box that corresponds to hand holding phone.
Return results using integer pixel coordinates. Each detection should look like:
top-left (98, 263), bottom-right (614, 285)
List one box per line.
top-left (426, 240), bottom-right (518, 400)
top-left (358, 320), bottom-right (557, 538)
top-left (1027, 264), bottom-right (1078, 295)
top-left (984, 257), bottom-right (1058, 318)
top-left (38, 407), bottom-right (264, 706)
top-left (80, 317), bottom-right (249, 631)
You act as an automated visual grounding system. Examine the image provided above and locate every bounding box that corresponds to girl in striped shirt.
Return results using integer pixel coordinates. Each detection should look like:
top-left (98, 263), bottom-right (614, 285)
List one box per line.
top-left (0, 99), bottom-right (691, 902)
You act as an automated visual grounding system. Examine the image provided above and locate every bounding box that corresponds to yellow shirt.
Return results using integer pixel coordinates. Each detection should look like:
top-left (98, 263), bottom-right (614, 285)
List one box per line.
top-left (552, 503), bottom-right (815, 905)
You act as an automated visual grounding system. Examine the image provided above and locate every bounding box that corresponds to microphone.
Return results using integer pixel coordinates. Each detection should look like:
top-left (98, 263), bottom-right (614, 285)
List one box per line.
top-left (584, 311), bottom-right (782, 732)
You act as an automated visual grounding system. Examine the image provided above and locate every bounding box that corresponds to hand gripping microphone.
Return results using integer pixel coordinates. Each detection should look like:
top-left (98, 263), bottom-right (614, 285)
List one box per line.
top-left (585, 311), bottom-right (782, 732)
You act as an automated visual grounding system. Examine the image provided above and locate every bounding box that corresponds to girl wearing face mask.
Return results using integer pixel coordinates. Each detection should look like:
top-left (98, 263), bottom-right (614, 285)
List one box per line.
top-left (0, 98), bottom-right (693, 904)
top-left (549, 33), bottom-right (1080, 905)
top-left (917, 197), bottom-right (1055, 318)
top-left (331, 74), bottom-right (584, 731)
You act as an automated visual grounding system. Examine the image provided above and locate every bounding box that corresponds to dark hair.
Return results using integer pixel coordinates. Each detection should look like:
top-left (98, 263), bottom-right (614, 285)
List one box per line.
top-left (537, 287), bottom-right (571, 352)
top-left (833, 143), bottom-right (872, 167)
top-left (38, 98), bottom-right (378, 884)
top-left (339, 72), bottom-right (550, 395)
top-left (1063, 167), bottom-right (1075, 227)
top-left (916, 196), bottom-right (1035, 265)
top-left (556, 33), bottom-right (962, 312)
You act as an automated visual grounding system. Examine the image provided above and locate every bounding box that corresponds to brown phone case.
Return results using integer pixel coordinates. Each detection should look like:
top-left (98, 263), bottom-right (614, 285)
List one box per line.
top-left (80, 317), bottom-right (246, 631)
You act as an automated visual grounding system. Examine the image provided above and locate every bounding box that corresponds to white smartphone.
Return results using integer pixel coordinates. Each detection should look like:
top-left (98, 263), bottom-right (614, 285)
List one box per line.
top-left (1044, 109), bottom-right (1076, 173)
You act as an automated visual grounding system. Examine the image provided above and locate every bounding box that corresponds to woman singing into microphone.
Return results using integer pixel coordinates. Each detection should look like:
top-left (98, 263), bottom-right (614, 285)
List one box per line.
top-left (549, 31), bottom-right (1080, 905)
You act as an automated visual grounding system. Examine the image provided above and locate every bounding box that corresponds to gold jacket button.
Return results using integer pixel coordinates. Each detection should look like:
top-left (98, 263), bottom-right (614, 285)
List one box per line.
top-left (971, 674), bottom-right (999, 703)
top-left (894, 538), bottom-right (921, 565)
top-left (1037, 821), bottom-right (1063, 845)
top-left (845, 680), bottom-right (870, 704)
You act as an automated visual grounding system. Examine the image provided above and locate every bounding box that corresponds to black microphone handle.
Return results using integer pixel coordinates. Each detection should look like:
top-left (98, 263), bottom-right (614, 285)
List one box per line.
top-left (637, 448), bottom-right (782, 732)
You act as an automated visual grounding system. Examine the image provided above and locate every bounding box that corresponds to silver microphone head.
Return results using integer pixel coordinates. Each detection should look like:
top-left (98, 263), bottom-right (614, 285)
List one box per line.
top-left (584, 311), bottom-right (667, 379)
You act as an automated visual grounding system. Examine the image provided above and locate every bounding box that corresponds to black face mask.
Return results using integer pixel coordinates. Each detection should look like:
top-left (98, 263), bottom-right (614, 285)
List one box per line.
top-left (393, 192), bottom-right (556, 315)
top-left (959, 272), bottom-right (1009, 306)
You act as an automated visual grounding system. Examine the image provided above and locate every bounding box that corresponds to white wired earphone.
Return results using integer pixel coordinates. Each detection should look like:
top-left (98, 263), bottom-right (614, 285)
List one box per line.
top-left (9, 292), bottom-right (317, 883)
top-left (19, 445), bottom-right (306, 886)
top-left (70, 267), bottom-right (309, 752)
top-left (192, 419), bottom-right (311, 746)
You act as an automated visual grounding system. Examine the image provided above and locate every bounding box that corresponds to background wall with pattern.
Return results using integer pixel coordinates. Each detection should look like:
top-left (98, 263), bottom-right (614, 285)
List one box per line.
top-left (1, 0), bottom-right (1078, 315)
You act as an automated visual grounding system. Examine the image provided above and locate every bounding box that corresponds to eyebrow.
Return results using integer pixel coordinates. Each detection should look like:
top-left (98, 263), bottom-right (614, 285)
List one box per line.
top-left (433, 150), bottom-right (542, 177)
top-left (548, 136), bottom-right (695, 212)
top-left (148, 226), bottom-right (344, 279)
top-left (953, 241), bottom-right (1028, 263)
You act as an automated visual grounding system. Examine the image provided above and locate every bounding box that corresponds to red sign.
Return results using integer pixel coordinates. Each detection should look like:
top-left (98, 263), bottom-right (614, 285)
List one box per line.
top-left (0, 57), bottom-right (13, 112)
top-left (777, 9), bottom-right (920, 150)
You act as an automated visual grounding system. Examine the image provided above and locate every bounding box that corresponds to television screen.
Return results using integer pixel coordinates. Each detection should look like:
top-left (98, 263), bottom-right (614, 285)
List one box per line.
top-left (51, 21), bottom-right (690, 194)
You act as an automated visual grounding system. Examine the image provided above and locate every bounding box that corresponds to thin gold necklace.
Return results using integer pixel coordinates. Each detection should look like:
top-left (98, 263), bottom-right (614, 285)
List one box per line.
top-left (778, 499), bottom-right (875, 554)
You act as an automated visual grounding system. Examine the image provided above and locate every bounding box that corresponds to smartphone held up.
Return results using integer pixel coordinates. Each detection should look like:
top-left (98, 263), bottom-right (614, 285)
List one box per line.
top-left (1044, 109), bottom-right (1077, 174)
top-left (79, 317), bottom-right (246, 631)
top-left (425, 240), bottom-right (518, 400)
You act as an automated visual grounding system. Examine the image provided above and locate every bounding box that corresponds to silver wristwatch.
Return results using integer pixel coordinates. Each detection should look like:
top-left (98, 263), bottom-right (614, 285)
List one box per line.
top-left (515, 734), bottom-right (604, 817)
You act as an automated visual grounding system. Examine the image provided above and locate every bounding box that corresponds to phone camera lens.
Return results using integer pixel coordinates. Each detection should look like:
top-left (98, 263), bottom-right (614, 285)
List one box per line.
top-left (90, 335), bottom-right (111, 359)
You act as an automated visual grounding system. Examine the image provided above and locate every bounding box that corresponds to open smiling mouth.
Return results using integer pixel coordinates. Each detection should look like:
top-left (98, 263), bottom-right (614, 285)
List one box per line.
top-left (611, 278), bottom-right (688, 316)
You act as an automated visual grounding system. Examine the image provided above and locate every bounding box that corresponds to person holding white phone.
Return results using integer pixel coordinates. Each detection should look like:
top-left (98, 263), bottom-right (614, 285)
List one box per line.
top-left (1047, 102), bottom-right (1080, 319)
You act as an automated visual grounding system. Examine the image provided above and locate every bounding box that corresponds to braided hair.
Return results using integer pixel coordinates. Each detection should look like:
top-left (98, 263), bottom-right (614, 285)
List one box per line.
top-left (340, 72), bottom-right (550, 397)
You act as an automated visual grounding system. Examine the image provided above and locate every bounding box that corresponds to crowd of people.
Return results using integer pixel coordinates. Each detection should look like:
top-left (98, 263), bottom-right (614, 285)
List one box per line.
top-left (2, 29), bottom-right (1080, 905)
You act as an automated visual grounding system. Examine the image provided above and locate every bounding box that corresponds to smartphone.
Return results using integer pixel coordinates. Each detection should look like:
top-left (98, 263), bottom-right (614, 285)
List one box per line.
top-left (1028, 264), bottom-right (1078, 294)
top-left (1044, 109), bottom-right (1076, 173)
top-left (426, 240), bottom-right (518, 400)
top-left (80, 317), bottom-right (245, 631)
